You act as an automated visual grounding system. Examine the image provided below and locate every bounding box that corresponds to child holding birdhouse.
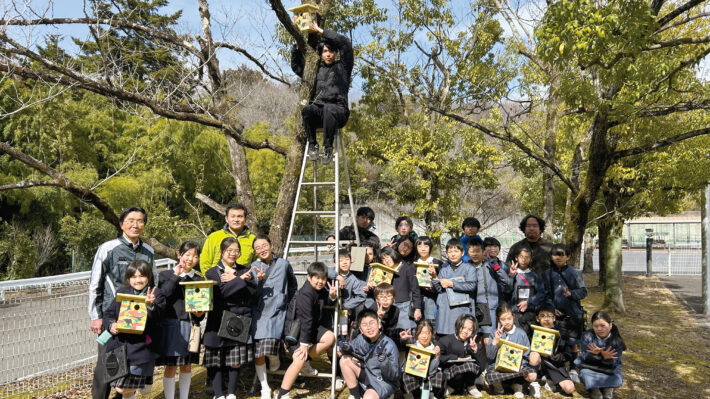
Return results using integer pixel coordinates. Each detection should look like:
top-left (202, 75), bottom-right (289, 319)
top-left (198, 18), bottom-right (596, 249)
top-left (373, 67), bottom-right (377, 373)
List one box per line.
top-left (155, 242), bottom-right (207, 399)
top-left (530, 305), bottom-right (576, 395)
top-left (400, 320), bottom-right (441, 399)
top-left (103, 259), bottom-right (162, 399)
top-left (414, 236), bottom-right (444, 328)
top-left (486, 302), bottom-right (541, 398)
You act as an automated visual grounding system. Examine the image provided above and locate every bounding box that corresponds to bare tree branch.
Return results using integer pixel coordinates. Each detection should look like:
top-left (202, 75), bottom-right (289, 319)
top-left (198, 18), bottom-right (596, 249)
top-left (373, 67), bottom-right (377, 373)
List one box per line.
top-left (195, 191), bottom-right (226, 215)
top-left (214, 41), bottom-right (291, 86)
top-left (0, 180), bottom-right (61, 191)
top-left (657, 0), bottom-right (705, 27)
top-left (267, 0), bottom-right (306, 52)
top-left (648, 33), bottom-right (710, 49)
top-left (611, 127), bottom-right (710, 159)
top-left (653, 12), bottom-right (710, 35)
top-left (636, 99), bottom-right (710, 118)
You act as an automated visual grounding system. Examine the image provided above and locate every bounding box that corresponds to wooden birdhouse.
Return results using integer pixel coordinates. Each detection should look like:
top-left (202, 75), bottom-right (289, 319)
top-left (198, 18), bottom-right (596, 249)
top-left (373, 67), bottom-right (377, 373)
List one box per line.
top-left (180, 280), bottom-right (217, 312)
top-left (530, 325), bottom-right (560, 358)
top-left (367, 262), bottom-right (398, 286)
top-left (115, 293), bottom-right (148, 335)
top-left (495, 339), bottom-right (528, 373)
top-left (405, 344), bottom-right (437, 378)
top-left (288, 3), bottom-right (319, 33)
top-left (414, 262), bottom-right (436, 287)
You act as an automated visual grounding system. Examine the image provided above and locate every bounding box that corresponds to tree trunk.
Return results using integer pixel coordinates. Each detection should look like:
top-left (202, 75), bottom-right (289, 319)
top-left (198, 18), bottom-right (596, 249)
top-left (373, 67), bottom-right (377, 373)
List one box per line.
top-left (542, 93), bottom-right (560, 242)
top-left (597, 219), bottom-right (608, 288)
top-left (600, 216), bottom-right (626, 313)
top-left (226, 135), bottom-right (260, 232)
top-left (583, 229), bottom-right (595, 273)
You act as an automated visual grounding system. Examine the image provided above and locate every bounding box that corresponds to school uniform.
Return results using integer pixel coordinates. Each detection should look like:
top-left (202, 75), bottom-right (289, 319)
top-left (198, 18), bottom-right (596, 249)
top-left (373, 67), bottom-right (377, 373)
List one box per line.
top-left (575, 330), bottom-right (624, 389)
top-left (284, 279), bottom-right (335, 353)
top-left (536, 325), bottom-right (573, 386)
top-left (352, 301), bottom-right (400, 343)
top-left (474, 258), bottom-right (511, 336)
top-left (416, 257), bottom-right (444, 324)
top-left (401, 339), bottom-right (441, 393)
top-left (432, 334), bottom-right (484, 392)
top-left (485, 325), bottom-right (536, 384)
top-left (348, 333), bottom-right (400, 399)
top-left (203, 262), bottom-right (257, 368)
top-left (327, 268), bottom-right (368, 311)
top-left (103, 285), bottom-right (164, 390)
top-left (155, 269), bottom-right (205, 366)
top-left (251, 256), bottom-right (298, 358)
top-left (509, 268), bottom-right (542, 335)
top-left (391, 261), bottom-right (422, 329)
top-left (538, 265), bottom-right (588, 341)
top-left (432, 260), bottom-right (477, 335)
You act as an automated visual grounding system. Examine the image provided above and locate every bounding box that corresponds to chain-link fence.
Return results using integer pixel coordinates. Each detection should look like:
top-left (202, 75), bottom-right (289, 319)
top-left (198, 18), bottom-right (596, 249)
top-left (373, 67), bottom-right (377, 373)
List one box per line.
top-left (589, 247), bottom-right (702, 275)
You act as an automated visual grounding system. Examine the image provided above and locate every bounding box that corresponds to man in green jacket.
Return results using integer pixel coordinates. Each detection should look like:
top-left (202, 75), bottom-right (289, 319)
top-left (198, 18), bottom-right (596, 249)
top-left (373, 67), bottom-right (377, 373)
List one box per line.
top-left (200, 203), bottom-right (256, 272)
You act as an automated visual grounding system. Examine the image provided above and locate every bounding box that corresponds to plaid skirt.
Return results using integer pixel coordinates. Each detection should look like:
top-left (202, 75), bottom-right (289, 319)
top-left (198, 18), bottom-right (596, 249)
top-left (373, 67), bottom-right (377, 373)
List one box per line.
top-left (156, 352), bottom-right (201, 367)
top-left (203, 344), bottom-right (254, 368)
top-left (111, 373), bottom-right (150, 389)
top-left (427, 362), bottom-right (480, 390)
top-left (402, 370), bottom-right (442, 393)
top-left (254, 338), bottom-right (280, 358)
top-left (485, 365), bottom-right (536, 384)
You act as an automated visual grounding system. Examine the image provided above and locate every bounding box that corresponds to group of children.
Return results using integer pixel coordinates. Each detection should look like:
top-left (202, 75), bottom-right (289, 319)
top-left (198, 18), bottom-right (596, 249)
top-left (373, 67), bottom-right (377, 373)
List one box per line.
top-left (102, 227), bottom-right (625, 399)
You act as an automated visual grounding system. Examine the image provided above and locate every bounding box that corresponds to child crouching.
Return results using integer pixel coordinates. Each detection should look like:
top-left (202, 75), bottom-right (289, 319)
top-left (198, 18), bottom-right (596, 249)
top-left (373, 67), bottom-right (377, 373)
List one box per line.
top-left (575, 311), bottom-right (625, 399)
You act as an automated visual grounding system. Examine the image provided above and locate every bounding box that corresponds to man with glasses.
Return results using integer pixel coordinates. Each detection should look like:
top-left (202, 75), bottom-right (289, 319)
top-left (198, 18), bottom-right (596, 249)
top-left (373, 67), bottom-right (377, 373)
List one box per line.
top-left (506, 214), bottom-right (553, 275)
top-left (88, 206), bottom-right (156, 399)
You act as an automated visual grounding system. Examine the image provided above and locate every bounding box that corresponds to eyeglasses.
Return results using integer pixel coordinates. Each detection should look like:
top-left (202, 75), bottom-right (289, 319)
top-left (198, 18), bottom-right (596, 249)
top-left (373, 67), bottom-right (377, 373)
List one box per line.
top-left (254, 245), bottom-right (270, 251)
top-left (360, 320), bottom-right (379, 328)
top-left (224, 249), bottom-right (240, 255)
top-left (123, 219), bottom-right (145, 226)
top-left (539, 315), bottom-right (555, 319)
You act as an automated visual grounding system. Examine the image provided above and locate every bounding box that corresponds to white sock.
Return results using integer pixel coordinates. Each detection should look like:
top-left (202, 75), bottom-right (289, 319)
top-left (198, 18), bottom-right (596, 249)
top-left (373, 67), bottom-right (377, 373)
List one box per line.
top-left (162, 377), bottom-right (176, 399)
top-left (255, 363), bottom-right (269, 389)
top-left (178, 372), bottom-right (192, 399)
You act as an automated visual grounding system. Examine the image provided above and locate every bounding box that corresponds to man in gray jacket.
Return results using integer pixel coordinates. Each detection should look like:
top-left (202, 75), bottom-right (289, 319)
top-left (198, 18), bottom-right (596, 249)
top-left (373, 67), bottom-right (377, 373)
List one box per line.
top-left (88, 206), bottom-right (155, 399)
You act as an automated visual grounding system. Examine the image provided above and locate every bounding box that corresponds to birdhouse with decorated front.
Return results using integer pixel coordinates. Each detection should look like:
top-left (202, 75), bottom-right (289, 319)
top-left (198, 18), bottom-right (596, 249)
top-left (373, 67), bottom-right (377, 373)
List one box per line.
top-left (414, 262), bottom-right (436, 287)
top-left (405, 344), bottom-right (437, 378)
top-left (288, 3), bottom-right (319, 33)
top-left (495, 339), bottom-right (528, 373)
top-left (530, 325), bottom-right (560, 358)
top-left (180, 280), bottom-right (217, 312)
top-left (367, 263), bottom-right (397, 286)
top-left (115, 293), bottom-right (148, 334)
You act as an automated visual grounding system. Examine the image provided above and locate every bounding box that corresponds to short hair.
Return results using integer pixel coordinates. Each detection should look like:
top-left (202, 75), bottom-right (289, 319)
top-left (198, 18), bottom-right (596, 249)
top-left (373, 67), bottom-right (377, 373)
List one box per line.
top-left (373, 283), bottom-right (395, 297)
top-left (338, 248), bottom-right (351, 258)
top-left (395, 216), bottom-right (413, 230)
top-left (519, 214), bottom-right (546, 233)
top-left (357, 309), bottom-right (378, 325)
top-left (537, 304), bottom-right (557, 316)
top-left (124, 259), bottom-right (154, 287)
top-left (356, 206), bottom-right (375, 221)
top-left (219, 237), bottom-right (240, 254)
top-left (496, 302), bottom-right (514, 319)
top-left (178, 241), bottom-right (200, 256)
top-left (317, 41), bottom-right (339, 55)
top-left (415, 236), bottom-right (433, 252)
top-left (516, 245), bottom-right (533, 258)
top-left (225, 202), bottom-right (248, 217)
top-left (252, 234), bottom-right (271, 248)
top-left (467, 237), bottom-right (484, 251)
top-left (454, 313), bottom-right (477, 338)
top-left (119, 206), bottom-right (147, 224)
top-left (445, 238), bottom-right (464, 252)
top-left (483, 237), bottom-right (501, 248)
top-left (461, 217), bottom-right (481, 230)
top-left (307, 261), bottom-right (328, 277)
top-left (379, 246), bottom-right (402, 265)
top-left (551, 243), bottom-right (569, 256)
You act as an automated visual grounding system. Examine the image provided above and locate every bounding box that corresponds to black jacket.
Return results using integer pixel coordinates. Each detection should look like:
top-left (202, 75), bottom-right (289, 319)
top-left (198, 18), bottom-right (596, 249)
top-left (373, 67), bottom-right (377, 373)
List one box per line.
top-left (392, 262), bottom-right (422, 310)
top-left (157, 270), bottom-right (206, 323)
top-left (291, 29), bottom-right (353, 108)
top-left (203, 262), bottom-right (257, 348)
top-left (287, 280), bottom-right (335, 345)
top-left (437, 334), bottom-right (486, 369)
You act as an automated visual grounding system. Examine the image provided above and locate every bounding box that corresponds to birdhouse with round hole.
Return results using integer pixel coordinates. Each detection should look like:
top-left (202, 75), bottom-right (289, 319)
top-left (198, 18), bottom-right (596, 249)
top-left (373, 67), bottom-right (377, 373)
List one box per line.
top-left (115, 293), bottom-right (148, 334)
top-left (530, 325), bottom-right (560, 358)
top-left (495, 339), bottom-right (528, 373)
top-left (288, 3), bottom-right (320, 33)
top-left (405, 344), bottom-right (437, 378)
top-left (367, 262), bottom-right (397, 286)
top-left (180, 280), bottom-right (217, 312)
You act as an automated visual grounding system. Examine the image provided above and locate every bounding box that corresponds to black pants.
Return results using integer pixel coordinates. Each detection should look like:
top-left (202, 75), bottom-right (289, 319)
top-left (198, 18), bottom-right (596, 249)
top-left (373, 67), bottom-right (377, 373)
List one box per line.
top-left (92, 343), bottom-right (111, 399)
top-left (301, 102), bottom-right (349, 149)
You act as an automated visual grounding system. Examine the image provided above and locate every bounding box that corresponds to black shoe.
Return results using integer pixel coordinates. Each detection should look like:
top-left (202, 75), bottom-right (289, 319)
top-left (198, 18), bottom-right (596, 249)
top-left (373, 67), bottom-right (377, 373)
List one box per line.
top-left (321, 147), bottom-right (333, 165)
top-left (308, 143), bottom-right (319, 161)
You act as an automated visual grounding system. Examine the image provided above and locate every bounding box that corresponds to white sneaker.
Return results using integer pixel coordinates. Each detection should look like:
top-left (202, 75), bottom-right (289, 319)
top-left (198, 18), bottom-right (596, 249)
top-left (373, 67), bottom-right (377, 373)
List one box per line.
top-left (226, 395), bottom-right (237, 399)
top-left (468, 386), bottom-right (483, 398)
top-left (492, 382), bottom-right (504, 395)
top-left (268, 355), bottom-right (280, 371)
top-left (335, 378), bottom-right (345, 390)
top-left (512, 383), bottom-right (524, 398)
top-left (347, 396), bottom-right (355, 399)
top-left (530, 381), bottom-right (541, 398)
top-left (602, 387), bottom-right (615, 399)
top-left (300, 361), bottom-right (319, 376)
top-left (260, 387), bottom-right (272, 399)
top-left (589, 388), bottom-right (602, 399)
top-left (569, 368), bottom-right (581, 383)
top-left (273, 392), bottom-right (290, 399)
top-left (214, 396), bottom-right (225, 399)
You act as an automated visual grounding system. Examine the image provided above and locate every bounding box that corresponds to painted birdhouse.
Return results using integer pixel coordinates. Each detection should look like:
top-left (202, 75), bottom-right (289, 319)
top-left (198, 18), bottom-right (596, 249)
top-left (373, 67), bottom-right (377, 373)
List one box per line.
top-left (414, 262), bottom-right (436, 287)
top-left (530, 325), bottom-right (560, 358)
top-left (405, 344), bottom-right (437, 378)
top-left (495, 339), bottom-right (528, 373)
top-left (115, 293), bottom-right (148, 335)
top-left (288, 3), bottom-right (319, 33)
top-left (367, 263), bottom-right (398, 286)
top-left (180, 280), bottom-right (217, 312)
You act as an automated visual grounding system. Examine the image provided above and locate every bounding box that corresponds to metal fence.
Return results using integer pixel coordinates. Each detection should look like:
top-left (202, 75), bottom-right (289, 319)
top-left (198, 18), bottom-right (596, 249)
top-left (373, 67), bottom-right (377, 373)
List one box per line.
top-left (589, 247), bottom-right (702, 275)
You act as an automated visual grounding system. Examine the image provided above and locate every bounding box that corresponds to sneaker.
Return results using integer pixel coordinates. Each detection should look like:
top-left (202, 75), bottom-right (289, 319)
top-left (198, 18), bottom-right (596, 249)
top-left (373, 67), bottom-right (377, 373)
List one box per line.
top-left (260, 387), bottom-right (272, 399)
top-left (214, 396), bottom-right (225, 399)
top-left (530, 381), bottom-right (541, 398)
top-left (273, 392), bottom-right (290, 399)
top-left (300, 361), bottom-right (319, 376)
top-left (602, 387), bottom-right (615, 399)
top-left (492, 382), bottom-right (504, 395)
top-left (468, 386), bottom-right (483, 398)
top-left (335, 378), bottom-right (345, 390)
top-left (512, 383), bottom-right (524, 398)
top-left (445, 386), bottom-right (455, 397)
top-left (347, 396), bottom-right (355, 399)
top-left (226, 395), bottom-right (237, 399)
top-left (321, 146), bottom-right (333, 165)
top-left (308, 143), bottom-right (319, 161)
top-left (589, 388), bottom-right (602, 399)
top-left (569, 369), bottom-right (581, 384)
top-left (267, 355), bottom-right (280, 371)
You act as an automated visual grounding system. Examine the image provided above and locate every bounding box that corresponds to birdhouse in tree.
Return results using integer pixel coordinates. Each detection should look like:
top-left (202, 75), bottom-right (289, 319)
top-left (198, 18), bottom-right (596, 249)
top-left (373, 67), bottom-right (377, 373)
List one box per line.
top-left (530, 325), bottom-right (560, 358)
top-left (115, 293), bottom-right (148, 335)
top-left (180, 280), bottom-right (217, 312)
top-left (288, 3), bottom-right (319, 33)
top-left (367, 263), bottom-right (397, 286)
top-left (405, 344), bottom-right (437, 378)
top-left (414, 262), bottom-right (436, 287)
top-left (495, 339), bottom-right (528, 373)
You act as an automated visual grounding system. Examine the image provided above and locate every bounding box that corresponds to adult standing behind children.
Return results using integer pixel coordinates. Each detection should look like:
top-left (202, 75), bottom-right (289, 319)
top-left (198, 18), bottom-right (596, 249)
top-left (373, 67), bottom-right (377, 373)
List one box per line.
top-left (200, 203), bottom-right (256, 273)
top-left (291, 21), bottom-right (353, 165)
top-left (506, 214), bottom-right (553, 275)
top-left (88, 206), bottom-right (155, 399)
